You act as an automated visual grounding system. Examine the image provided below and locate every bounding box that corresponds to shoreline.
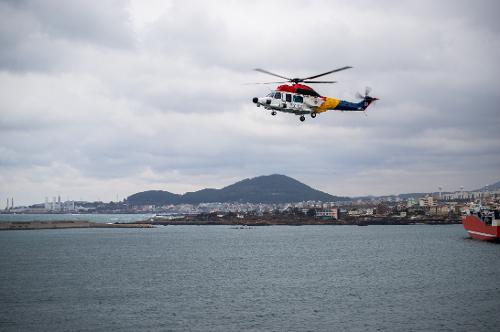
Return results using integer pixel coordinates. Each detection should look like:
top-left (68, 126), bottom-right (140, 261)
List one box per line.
top-left (0, 217), bottom-right (461, 231)
top-left (140, 220), bottom-right (461, 226)
top-left (137, 215), bottom-right (461, 227)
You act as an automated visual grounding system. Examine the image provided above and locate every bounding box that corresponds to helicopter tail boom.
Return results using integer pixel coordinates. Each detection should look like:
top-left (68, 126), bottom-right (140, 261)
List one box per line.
top-left (317, 96), bottom-right (378, 112)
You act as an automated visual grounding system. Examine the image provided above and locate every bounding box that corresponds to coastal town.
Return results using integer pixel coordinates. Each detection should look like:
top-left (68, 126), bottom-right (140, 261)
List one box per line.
top-left (3, 186), bottom-right (499, 226)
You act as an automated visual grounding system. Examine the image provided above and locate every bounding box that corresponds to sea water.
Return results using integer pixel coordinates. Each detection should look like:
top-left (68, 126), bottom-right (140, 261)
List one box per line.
top-left (0, 225), bottom-right (499, 331)
top-left (0, 213), bottom-right (154, 223)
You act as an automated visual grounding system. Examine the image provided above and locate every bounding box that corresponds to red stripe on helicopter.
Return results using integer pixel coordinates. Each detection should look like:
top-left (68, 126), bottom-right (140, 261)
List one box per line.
top-left (276, 84), bottom-right (322, 97)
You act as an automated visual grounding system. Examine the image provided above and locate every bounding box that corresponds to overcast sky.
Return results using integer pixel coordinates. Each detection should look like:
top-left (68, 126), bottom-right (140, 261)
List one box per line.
top-left (1, 0), bottom-right (500, 205)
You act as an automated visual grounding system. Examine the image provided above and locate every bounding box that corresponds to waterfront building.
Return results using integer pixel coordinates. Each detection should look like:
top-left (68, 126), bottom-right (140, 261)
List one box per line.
top-left (428, 205), bottom-right (449, 216)
top-left (315, 208), bottom-right (338, 219)
top-left (348, 209), bottom-right (363, 217)
top-left (419, 195), bottom-right (436, 207)
top-left (406, 197), bottom-right (417, 207)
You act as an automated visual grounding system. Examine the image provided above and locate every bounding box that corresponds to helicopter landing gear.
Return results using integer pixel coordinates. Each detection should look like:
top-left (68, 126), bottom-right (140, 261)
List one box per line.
top-left (271, 111), bottom-right (277, 116)
top-left (299, 115), bottom-right (305, 122)
top-left (310, 112), bottom-right (317, 118)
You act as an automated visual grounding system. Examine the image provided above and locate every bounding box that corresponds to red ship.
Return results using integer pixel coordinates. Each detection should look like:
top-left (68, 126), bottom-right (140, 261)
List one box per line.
top-left (462, 210), bottom-right (500, 241)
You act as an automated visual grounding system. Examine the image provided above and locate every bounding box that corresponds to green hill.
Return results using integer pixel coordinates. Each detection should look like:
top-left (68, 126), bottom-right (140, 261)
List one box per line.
top-left (126, 190), bottom-right (181, 206)
top-left (126, 174), bottom-right (342, 205)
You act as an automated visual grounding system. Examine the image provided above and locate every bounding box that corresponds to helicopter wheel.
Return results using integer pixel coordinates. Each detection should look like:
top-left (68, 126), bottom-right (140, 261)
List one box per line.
top-left (310, 112), bottom-right (317, 118)
top-left (271, 111), bottom-right (277, 116)
top-left (299, 115), bottom-right (305, 122)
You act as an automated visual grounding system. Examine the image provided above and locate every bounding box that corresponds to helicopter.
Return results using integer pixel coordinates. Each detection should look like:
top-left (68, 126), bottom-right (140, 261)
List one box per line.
top-left (251, 67), bottom-right (378, 122)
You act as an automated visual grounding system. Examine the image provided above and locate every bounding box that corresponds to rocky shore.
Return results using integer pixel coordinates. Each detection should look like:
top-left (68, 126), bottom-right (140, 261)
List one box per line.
top-left (0, 215), bottom-right (461, 230)
top-left (140, 214), bottom-right (461, 226)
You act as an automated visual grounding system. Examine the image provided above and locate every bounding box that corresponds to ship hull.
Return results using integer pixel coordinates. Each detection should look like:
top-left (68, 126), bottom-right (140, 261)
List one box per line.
top-left (462, 215), bottom-right (499, 241)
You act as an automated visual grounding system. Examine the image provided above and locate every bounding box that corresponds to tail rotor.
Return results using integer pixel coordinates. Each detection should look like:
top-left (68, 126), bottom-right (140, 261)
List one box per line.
top-left (356, 87), bottom-right (378, 110)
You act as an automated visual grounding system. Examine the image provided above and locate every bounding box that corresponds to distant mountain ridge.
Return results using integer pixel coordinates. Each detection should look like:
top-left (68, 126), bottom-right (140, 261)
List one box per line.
top-left (476, 180), bottom-right (500, 192)
top-left (126, 174), bottom-right (344, 205)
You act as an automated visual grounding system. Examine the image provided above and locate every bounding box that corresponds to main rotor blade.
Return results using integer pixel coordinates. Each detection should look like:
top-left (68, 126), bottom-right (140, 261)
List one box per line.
top-left (302, 66), bottom-right (352, 80)
top-left (244, 81), bottom-right (288, 85)
top-left (302, 80), bottom-right (337, 84)
top-left (254, 68), bottom-right (291, 81)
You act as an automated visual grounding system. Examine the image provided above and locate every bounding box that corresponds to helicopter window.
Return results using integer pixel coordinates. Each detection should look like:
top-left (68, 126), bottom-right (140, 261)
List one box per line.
top-left (293, 95), bottom-right (303, 103)
top-left (285, 94), bottom-right (292, 102)
top-left (274, 92), bottom-right (281, 99)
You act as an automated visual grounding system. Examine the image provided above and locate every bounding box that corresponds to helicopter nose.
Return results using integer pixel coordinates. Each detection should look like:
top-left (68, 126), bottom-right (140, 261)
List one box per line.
top-left (252, 97), bottom-right (258, 104)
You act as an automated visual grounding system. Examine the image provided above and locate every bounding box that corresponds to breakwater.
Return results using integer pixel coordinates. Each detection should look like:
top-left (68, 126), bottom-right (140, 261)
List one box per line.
top-left (0, 220), bottom-right (153, 231)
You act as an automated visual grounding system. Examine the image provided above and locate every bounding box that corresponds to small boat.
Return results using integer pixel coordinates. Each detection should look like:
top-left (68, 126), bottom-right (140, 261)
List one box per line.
top-left (462, 209), bottom-right (500, 241)
top-left (230, 225), bottom-right (252, 230)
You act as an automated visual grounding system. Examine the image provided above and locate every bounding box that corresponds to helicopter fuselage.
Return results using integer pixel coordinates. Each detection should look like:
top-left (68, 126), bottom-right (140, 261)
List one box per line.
top-left (252, 83), bottom-right (376, 121)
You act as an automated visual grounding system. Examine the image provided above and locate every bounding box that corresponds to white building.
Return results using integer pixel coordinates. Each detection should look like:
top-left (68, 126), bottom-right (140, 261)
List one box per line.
top-left (419, 195), bottom-right (436, 207)
top-left (316, 208), bottom-right (338, 219)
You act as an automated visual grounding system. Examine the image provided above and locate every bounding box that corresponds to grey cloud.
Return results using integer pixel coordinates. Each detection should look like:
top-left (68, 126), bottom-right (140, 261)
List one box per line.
top-left (0, 0), bottom-right (134, 71)
top-left (1, 0), bottom-right (500, 205)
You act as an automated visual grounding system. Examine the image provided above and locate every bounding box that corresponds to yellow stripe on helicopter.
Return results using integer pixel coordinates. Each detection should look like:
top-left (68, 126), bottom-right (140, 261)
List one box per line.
top-left (315, 97), bottom-right (341, 113)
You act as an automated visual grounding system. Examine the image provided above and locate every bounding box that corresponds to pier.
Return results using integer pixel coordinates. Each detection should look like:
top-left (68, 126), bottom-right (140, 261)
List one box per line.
top-left (0, 220), bottom-right (153, 231)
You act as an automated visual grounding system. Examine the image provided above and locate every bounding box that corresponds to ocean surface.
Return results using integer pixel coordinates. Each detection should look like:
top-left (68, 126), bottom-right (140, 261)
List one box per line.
top-left (0, 224), bottom-right (499, 331)
top-left (0, 213), bottom-right (154, 223)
